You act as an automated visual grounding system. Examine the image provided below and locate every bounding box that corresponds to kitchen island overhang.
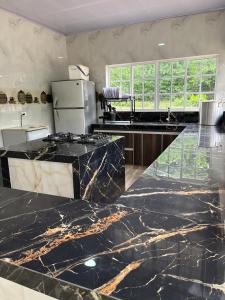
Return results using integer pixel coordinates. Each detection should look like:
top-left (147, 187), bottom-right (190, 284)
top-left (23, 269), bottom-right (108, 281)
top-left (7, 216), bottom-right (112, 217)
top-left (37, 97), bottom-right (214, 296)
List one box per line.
top-left (0, 135), bottom-right (125, 203)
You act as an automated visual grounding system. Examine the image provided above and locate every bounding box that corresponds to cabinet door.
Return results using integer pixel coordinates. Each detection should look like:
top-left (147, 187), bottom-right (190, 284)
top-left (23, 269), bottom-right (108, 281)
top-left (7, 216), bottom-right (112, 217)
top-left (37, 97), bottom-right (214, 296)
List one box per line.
top-left (122, 132), bottom-right (133, 148)
top-left (162, 134), bottom-right (177, 151)
top-left (143, 134), bottom-right (162, 166)
top-left (134, 133), bottom-right (143, 165)
top-left (125, 151), bottom-right (133, 165)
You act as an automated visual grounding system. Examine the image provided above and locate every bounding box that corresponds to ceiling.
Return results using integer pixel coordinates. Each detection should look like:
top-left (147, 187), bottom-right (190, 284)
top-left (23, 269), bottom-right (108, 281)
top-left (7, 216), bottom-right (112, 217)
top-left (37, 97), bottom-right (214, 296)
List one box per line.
top-left (0, 0), bottom-right (225, 35)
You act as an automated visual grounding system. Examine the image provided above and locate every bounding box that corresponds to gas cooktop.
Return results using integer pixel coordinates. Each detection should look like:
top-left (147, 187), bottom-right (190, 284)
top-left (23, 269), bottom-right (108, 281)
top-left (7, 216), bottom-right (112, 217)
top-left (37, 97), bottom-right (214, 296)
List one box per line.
top-left (43, 133), bottom-right (110, 145)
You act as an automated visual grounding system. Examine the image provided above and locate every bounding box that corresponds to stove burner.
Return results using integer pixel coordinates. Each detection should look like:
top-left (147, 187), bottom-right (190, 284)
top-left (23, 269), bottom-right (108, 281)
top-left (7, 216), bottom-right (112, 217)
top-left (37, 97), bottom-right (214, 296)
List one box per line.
top-left (43, 133), bottom-right (110, 145)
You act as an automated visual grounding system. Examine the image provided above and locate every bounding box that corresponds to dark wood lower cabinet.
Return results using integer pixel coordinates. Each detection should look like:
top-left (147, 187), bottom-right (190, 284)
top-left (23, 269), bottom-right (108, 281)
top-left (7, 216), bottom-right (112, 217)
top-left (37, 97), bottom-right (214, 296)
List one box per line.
top-left (162, 134), bottom-right (176, 151)
top-left (125, 150), bottom-right (133, 164)
top-left (94, 130), bottom-right (177, 167)
top-left (143, 134), bottom-right (162, 166)
top-left (134, 133), bottom-right (143, 165)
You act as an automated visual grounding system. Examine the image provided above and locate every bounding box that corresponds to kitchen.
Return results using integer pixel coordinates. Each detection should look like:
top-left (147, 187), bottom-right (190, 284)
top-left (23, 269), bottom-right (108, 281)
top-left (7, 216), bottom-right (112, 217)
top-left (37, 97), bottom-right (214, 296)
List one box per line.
top-left (1, 1), bottom-right (225, 300)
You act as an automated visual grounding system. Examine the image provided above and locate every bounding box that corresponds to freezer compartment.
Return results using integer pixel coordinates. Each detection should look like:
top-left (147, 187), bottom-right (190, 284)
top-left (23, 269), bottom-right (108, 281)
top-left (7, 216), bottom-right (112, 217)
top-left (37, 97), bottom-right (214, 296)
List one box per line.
top-left (52, 80), bottom-right (86, 108)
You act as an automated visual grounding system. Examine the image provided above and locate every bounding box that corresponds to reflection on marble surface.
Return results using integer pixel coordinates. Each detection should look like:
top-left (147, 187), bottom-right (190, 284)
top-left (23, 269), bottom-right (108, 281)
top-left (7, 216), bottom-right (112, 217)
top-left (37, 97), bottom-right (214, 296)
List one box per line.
top-left (1, 125), bottom-right (225, 300)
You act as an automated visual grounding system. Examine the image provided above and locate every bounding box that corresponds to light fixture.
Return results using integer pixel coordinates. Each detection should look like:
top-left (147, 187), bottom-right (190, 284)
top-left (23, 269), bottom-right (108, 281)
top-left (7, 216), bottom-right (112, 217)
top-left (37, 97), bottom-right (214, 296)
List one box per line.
top-left (158, 43), bottom-right (165, 47)
top-left (84, 259), bottom-right (96, 267)
top-left (57, 56), bottom-right (64, 59)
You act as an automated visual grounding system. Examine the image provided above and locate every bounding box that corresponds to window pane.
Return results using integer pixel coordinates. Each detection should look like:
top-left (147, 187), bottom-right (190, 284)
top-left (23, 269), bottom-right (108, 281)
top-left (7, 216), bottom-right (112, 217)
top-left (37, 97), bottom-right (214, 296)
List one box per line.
top-left (134, 80), bottom-right (142, 94)
top-left (172, 77), bottom-right (185, 93)
top-left (144, 94), bottom-right (154, 109)
top-left (160, 62), bottom-right (172, 76)
top-left (159, 94), bottom-right (170, 109)
top-left (201, 75), bottom-right (215, 92)
top-left (171, 94), bottom-right (184, 109)
top-left (187, 76), bottom-right (200, 92)
top-left (135, 94), bottom-right (143, 109)
top-left (110, 81), bottom-right (120, 88)
top-left (200, 93), bottom-right (214, 101)
top-left (113, 102), bottom-right (131, 110)
top-left (121, 66), bottom-right (130, 80)
top-left (133, 65), bottom-right (143, 79)
top-left (186, 94), bottom-right (200, 108)
top-left (144, 64), bottom-right (155, 78)
top-left (144, 80), bottom-right (155, 93)
top-left (201, 58), bottom-right (216, 75)
top-left (160, 79), bottom-right (171, 93)
top-left (110, 67), bottom-right (121, 81)
top-left (187, 60), bottom-right (201, 75)
top-left (121, 82), bottom-right (130, 94)
top-left (173, 61), bottom-right (186, 76)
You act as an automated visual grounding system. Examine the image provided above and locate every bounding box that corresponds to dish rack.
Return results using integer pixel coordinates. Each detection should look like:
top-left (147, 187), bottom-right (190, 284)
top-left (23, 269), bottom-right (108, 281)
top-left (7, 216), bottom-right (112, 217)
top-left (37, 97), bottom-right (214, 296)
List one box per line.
top-left (102, 96), bottom-right (136, 123)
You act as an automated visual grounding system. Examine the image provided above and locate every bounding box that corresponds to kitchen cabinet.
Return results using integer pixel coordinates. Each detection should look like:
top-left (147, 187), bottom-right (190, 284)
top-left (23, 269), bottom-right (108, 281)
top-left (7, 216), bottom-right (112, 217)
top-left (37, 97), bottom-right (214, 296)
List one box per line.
top-left (94, 129), bottom-right (178, 167)
top-left (143, 133), bottom-right (162, 166)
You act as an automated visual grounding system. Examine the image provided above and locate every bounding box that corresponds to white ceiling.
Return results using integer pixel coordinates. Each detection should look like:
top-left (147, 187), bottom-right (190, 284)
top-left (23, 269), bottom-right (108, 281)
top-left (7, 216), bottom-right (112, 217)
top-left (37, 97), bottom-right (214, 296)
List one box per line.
top-left (0, 0), bottom-right (225, 35)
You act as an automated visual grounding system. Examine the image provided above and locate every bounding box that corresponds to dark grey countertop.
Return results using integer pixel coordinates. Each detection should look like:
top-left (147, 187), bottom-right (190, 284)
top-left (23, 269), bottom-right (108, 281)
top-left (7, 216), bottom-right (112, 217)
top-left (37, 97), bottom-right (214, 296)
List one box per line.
top-left (1, 123), bottom-right (225, 300)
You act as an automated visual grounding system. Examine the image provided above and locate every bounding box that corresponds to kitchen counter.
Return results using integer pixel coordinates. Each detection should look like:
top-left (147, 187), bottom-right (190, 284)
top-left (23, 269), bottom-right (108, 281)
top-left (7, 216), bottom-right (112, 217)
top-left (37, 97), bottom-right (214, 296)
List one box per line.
top-left (2, 125), bottom-right (48, 132)
top-left (0, 135), bottom-right (122, 162)
top-left (1, 124), bottom-right (225, 300)
top-left (92, 121), bottom-right (186, 132)
top-left (0, 136), bottom-right (125, 201)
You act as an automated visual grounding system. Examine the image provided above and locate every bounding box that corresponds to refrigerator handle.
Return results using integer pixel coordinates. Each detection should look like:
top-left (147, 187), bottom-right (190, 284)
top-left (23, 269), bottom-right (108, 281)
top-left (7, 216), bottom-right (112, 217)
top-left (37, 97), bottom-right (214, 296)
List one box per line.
top-left (56, 110), bottom-right (59, 119)
top-left (54, 97), bottom-right (58, 108)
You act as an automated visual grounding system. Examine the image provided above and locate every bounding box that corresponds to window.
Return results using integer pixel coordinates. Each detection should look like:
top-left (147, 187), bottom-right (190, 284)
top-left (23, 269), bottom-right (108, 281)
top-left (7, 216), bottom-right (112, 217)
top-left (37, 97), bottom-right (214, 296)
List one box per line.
top-left (107, 56), bottom-right (217, 111)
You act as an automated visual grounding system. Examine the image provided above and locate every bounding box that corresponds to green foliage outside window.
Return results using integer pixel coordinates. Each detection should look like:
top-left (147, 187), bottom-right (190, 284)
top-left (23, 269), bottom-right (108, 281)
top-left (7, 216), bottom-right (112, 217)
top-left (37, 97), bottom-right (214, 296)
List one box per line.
top-left (108, 57), bottom-right (216, 111)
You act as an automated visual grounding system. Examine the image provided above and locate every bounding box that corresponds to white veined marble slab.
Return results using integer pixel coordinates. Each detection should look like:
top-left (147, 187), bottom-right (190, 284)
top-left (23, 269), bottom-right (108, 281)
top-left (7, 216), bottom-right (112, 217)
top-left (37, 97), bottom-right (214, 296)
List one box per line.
top-left (0, 277), bottom-right (57, 300)
top-left (8, 158), bottom-right (74, 198)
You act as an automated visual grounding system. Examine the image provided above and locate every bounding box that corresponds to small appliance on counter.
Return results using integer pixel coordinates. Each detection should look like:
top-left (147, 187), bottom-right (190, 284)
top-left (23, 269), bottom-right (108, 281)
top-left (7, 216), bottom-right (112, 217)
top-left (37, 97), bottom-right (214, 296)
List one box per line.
top-left (51, 80), bottom-right (96, 134)
top-left (199, 100), bottom-right (223, 126)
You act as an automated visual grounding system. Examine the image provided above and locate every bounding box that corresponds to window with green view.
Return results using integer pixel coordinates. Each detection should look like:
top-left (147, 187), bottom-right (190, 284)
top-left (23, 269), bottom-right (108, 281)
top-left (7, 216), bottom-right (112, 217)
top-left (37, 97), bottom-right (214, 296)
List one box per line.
top-left (107, 56), bottom-right (217, 111)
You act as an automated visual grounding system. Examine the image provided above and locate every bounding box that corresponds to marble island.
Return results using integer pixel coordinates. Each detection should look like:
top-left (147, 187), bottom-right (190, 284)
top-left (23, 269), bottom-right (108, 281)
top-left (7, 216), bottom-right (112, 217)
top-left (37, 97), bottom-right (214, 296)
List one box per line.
top-left (1, 124), bottom-right (225, 300)
top-left (0, 136), bottom-right (125, 202)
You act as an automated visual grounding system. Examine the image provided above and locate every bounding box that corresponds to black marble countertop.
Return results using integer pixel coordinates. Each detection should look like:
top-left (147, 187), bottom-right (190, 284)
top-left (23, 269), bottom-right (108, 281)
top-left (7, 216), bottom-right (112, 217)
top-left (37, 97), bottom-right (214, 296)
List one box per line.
top-left (0, 135), bottom-right (122, 162)
top-left (1, 124), bottom-right (225, 300)
top-left (92, 121), bottom-right (186, 132)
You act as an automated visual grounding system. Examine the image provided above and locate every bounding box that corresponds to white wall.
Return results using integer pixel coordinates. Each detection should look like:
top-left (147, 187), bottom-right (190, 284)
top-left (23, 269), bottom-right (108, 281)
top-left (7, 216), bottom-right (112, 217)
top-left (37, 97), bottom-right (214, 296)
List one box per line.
top-left (0, 8), bottom-right (68, 146)
top-left (66, 10), bottom-right (225, 101)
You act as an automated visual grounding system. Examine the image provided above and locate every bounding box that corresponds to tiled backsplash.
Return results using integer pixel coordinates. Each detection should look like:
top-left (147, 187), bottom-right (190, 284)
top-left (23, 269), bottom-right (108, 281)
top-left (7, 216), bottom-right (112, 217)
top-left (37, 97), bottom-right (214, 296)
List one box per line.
top-left (0, 8), bottom-right (68, 146)
top-left (0, 104), bottom-right (54, 147)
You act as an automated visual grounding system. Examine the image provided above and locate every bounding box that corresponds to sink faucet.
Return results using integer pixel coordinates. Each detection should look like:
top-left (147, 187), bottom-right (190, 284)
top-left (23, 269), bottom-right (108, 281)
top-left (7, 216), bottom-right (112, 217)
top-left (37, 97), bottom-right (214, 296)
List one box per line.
top-left (166, 107), bottom-right (176, 123)
top-left (20, 112), bottom-right (26, 127)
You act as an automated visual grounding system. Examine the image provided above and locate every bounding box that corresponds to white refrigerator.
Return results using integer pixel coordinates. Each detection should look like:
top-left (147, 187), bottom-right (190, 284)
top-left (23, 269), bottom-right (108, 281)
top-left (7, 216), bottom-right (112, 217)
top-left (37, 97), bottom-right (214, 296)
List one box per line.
top-left (52, 80), bottom-right (96, 134)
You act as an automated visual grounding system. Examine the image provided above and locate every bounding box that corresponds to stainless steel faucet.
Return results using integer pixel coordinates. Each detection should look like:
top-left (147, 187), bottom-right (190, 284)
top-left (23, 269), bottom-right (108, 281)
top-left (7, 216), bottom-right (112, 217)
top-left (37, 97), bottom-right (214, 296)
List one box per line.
top-left (166, 107), bottom-right (176, 123)
top-left (20, 112), bottom-right (26, 127)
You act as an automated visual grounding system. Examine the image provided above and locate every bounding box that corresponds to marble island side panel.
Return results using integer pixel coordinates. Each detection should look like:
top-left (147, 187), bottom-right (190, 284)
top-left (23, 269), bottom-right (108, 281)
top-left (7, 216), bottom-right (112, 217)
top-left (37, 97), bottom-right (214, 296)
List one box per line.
top-left (0, 136), bottom-right (125, 202)
top-left (8, 158), bottom-right (74, 198)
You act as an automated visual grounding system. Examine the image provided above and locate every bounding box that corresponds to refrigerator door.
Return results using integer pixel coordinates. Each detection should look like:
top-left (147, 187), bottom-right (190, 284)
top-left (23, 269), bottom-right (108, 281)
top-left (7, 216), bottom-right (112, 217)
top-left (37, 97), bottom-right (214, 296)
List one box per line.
top-left (52, 80), bottom-right (86, 109)
top-left (54, 109), bottom-right (86, 134)
top-left (84, 81), bottom-right (97, 131)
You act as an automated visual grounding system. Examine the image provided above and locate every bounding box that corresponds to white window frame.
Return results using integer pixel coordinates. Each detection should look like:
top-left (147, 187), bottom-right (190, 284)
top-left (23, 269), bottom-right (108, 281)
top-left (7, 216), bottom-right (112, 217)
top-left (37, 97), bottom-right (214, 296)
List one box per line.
top-left (106, 54), bottom-right (218, 112)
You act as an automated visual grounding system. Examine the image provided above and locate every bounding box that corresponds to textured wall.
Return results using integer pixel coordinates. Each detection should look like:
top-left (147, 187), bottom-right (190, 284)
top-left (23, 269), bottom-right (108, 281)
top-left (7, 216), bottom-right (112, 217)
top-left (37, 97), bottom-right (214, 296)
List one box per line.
top-left (0, 8), bottom-right (68, 146)
top-left (67, 10), bottom-right (225, 101)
